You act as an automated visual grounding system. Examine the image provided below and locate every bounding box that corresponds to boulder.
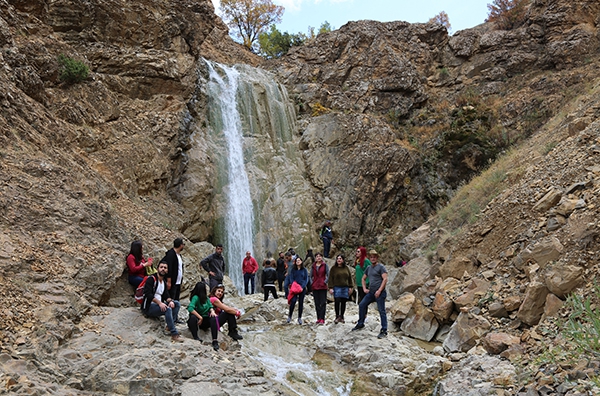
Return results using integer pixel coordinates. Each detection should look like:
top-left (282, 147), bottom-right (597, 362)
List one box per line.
top-left (439, 256), bottom-right (477, 280)
top-left (520, 237), bottom-right (564, 268)
top-left (543, 264), bottom-right (583, 298)
top-left (532, 187), bottom-right (562, 212)
top-left (431, 291), bottom-right (455, 323)
top-left (482, 332), bottom-right (521, 355)
top-left (400, 303), bottom-right (440, 342)
top-left (396, 256), bottom-right (434, 295)
top-left (517, 279), bottom-right (549, 326)
top-left (503, 295), bottom-right (522, 312)
top-left (555, 197), bottom-right (586, 217)
top-left (443, 311), bottom-right (491, 353)
top-left (543, 293), bottom-right (564, 319)
top-left (389, 293), bottom-right (416, 322)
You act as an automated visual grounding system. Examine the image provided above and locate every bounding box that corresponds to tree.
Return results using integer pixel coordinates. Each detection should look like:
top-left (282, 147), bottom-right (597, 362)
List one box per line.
top-left (307, 21), bottom-right (334, 39)
top-left (258, 25), bottom-right (306, 59)
top-left (220, 0), bottom-right (284, 51)
top-left (486, 0), bottom-right (529, 30)
top-left (429, 11), bottom-right (451, 32)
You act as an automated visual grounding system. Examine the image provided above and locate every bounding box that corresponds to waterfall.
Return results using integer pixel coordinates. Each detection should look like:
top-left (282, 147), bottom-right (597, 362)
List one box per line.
top-left (206, 62), bottom-right (254, 295)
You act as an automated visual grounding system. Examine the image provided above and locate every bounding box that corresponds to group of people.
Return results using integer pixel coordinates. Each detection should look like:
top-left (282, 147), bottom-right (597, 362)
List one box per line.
top-left (127, 240), bottom-right (243, 349)
top-left (279, 247), bottom-right (388, 338)
top-left (126, 233), bottom-right (390, 347)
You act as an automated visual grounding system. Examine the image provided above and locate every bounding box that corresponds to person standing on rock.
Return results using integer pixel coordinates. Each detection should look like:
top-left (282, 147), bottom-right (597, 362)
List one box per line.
top-left (286, 256), bottom-right (309, 324)
top-left (328, 254), bottom-right (353, 324)
top-left (282, 252), bottom-right (294, 298)
top-left (276, 252), bottom-right (287, 292)
top-left (186, 280), bottom-right (219, 350)
top-left (310, 253), bottom-right (329, 324)
top-left (163, 238), bottom-right (185, 323)
top-left (319, 221), bottom-right (334, 258)
top-left (261, 259), bottom-right (279, 301)
top-left (201, 244), bottom-right (226, 292)
top-left (352, 249), bottom-right (388, 339)
top-left (141, 260), bottom-right (183, 343)
top-left (126, 240), bottom-right (153, 289)
top-left (242, 251), bottom-right (259, 295)
top-left (354, 246), bottom-right (371, 304)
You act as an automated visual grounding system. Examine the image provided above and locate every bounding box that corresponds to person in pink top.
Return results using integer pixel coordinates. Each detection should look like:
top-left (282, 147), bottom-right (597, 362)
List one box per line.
top-left (126, 240), bottom-right (153, 289)
top-left (209, 284), bottom-right (243, 341)
top-left (242, 251), bottom-right (259, 295)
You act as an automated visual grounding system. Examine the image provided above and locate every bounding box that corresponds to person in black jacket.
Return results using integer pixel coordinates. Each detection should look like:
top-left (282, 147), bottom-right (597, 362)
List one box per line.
top-left (261, 259), bottom-right (279, 301)
top-left (201, 244), bottom-right (226, 291)
top-left (163, 238), bottom-right (185, 308)
top-left (141, 261), bottom-right (183, 342)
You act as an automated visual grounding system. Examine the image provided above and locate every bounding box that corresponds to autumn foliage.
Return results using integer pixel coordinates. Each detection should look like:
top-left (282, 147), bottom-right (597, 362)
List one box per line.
top-left (486, 0), bottom-right (530, 30)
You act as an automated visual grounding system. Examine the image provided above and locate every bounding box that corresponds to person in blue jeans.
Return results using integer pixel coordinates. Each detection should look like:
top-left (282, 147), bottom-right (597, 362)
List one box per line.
top-left (352, 250), bottom-right (388, 339)
top-left (141, 261), bottom-right (183, 342)
top-left (320, 220), bottom-right (333, 258)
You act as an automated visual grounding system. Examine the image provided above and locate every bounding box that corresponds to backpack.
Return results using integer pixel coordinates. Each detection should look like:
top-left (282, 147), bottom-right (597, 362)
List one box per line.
top-left (135, 275), bottom-right (157, 304)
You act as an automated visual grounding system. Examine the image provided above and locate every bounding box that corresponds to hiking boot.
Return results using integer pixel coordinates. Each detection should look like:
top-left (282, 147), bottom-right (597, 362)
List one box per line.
top-left (229, 330), bottom-right (243, 341)
top-left (212, 340), bottom-right (220, 351)
top-left (351, 324), bottom-right (365, 331)
top-left (171, 334), bottom-right (184, 343)
top-left (377, 330), bottom-right (388, 339)
top-left (340, 317), bottom-right (345, 324)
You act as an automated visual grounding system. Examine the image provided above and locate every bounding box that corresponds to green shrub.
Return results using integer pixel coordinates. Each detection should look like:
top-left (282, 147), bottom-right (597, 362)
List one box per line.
top-left (57, 54), bottom-right (89, 84)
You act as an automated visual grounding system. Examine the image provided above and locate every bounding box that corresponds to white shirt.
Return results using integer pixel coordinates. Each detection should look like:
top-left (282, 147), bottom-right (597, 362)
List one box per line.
top-left (154, 279), bottom-right (165, 302)
top-left (176, 253), bottom-right (183, 285)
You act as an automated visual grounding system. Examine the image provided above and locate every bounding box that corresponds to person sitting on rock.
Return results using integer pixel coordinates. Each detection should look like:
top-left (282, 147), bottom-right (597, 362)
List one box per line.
top-left (126, 240), bottom-right (153, 289)
top-left (187, 280), bottom-right (219, 350)
top-left (261, 259), bottom-right (279, 301)
top-left (209, 284), bottom-right (243, 341)
top-left (141, 260), bottom-right (183, 343)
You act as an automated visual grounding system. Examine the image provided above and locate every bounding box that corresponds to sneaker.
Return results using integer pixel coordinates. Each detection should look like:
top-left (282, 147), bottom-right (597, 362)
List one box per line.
top-left (318, 319), bottom-right (325, 325)
top-left (287, 316), bottom-right (292, 323)
top-left (334, 317), bottom-right (341, 324)
top-left (229, 331), bottom-right (243, 341)
top-left (171, 334), bottom-right (184, 343)
top-left (377, 330), bottom-right (388, 339)
top-left (351, 324), bottom-right (365, 331)
top-left (298, 318), bottom-right (303, 325)
top-left (340, 317), bottom-right (345, 324)
top-left (212, 340), bottom-right (219, 351)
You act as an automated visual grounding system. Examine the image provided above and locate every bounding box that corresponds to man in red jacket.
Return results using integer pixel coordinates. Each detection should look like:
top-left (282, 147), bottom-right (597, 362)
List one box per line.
top-left (242, 251), bottom-right (259, 295)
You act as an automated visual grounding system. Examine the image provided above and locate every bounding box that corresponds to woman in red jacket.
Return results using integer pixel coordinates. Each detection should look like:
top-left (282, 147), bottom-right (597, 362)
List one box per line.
top-left (126, 240), bottom-right (153, 289)
top-left (311, 253), bottom-right (329, 324)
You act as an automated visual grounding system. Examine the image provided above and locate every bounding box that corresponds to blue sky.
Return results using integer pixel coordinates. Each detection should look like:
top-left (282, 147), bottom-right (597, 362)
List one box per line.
top-left (211, 0), bottom-right (490, 36)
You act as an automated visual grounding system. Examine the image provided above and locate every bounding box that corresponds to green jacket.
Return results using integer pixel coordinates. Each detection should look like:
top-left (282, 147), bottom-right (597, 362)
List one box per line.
top-left (355, 258), bottom-right (371, 288)
top-left (187, 295), bottom-right (213, 317)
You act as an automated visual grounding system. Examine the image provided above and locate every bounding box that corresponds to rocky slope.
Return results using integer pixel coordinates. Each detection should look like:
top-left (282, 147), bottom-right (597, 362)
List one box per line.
top-left (1, 0), bottom-right (600, 394)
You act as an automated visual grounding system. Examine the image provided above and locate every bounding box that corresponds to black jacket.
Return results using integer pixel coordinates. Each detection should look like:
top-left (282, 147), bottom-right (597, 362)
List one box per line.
top-left (200, 252), bottom-right (225, 281)
top-left (162, 248), bottom-right (183, 287)
top-left (141, 274), bottom-right (171, 313)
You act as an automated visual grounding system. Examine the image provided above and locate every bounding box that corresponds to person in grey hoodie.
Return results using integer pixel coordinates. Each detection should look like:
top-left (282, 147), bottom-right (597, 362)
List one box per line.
top-left (201, 244), bottom-right (226, 291)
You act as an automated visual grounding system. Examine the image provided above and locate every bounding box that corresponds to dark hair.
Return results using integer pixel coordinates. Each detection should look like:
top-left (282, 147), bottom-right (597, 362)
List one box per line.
top-left (129, 241), bottom-right (143, 263)
top-left (293, 256), bottom-right (304, 268)
top-left (336, 254), bottom-right (346, 267)
top-left (174, 238), bottom-right (184, 248)
top-left (216, 244), bottom-right (223, 248)
top-left (191, 281), bottom-right (208, 305)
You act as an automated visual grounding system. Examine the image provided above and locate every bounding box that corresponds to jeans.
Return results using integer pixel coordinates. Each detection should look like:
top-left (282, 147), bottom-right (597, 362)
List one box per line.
top-left (146, 301), bottom-right (181, 335)
top-left (288, 290), bottom-right (306, 319)
top-left (244, 273), bottom-right (255, 294)
top-left (313, 289), bottom-right (327, 321)
top-left (357, 290), bottom-right (387, 331)
top-left (322, 238), bottom-right (331, 258)
top-left (128, 275), bottom-right (144, 289)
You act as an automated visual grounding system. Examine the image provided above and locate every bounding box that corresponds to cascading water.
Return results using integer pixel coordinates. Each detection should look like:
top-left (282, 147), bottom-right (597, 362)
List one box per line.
top-left (206, 62), bottom-right (254, 295)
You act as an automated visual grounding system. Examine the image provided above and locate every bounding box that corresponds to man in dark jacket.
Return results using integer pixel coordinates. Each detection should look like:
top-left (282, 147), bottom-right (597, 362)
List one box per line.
top-left (141, 261), bottom-right (183, 342)
top-left (201, 244), bottom-right (226, 291)
top-left (163, 238), bottom-right (185, 322)
top-left (320, 221), bottom-right (333, 258)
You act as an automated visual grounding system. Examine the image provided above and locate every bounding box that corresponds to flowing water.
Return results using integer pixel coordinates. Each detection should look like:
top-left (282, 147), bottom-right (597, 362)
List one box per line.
top-left (206, 61), bottom-right (254, 294)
